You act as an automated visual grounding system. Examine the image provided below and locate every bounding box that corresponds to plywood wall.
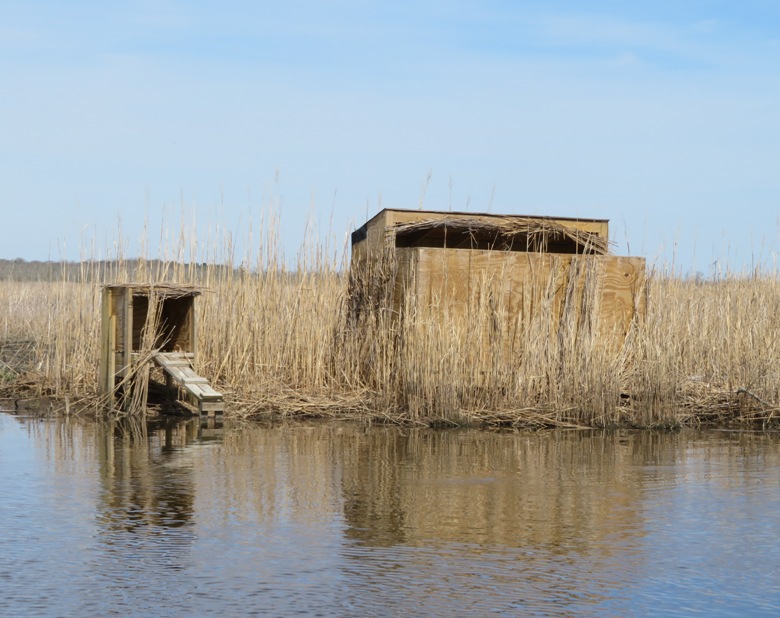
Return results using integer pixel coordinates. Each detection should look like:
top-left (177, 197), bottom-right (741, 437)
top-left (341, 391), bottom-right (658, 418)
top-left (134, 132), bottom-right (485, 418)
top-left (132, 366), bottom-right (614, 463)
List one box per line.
top-left (395, 247), bottom-right (645, 349)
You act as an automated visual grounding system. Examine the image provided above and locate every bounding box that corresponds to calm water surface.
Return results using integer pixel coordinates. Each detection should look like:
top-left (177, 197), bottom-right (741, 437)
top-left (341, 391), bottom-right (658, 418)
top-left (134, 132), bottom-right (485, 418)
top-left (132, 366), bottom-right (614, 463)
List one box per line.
top-left (2, 413), bottom-right (780, 617)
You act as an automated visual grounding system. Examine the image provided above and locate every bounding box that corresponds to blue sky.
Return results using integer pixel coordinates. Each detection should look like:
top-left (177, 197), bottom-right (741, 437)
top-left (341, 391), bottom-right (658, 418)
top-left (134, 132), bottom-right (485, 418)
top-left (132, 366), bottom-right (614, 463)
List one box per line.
top-left (2, 1), bottom-right (779, 274)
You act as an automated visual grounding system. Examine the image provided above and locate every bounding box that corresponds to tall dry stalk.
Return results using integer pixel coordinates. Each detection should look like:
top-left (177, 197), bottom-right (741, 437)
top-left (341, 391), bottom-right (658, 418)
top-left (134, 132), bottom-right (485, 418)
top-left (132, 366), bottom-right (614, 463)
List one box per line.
top-left (2, 214), bottom-right (780, 427)
top-left (116, 291), bottom-right (165, 415)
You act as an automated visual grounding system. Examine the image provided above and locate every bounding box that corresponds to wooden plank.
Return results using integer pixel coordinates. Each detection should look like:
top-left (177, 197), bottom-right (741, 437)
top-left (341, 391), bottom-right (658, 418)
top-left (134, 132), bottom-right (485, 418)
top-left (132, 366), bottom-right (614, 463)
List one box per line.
top-left (598, 256), bottom-right (647, 339)
top-left (166, 366), bottom-right (189, 383)
top-left (165, 366), bottom-right (208, 386)
top-left (155, 356), bottom-right (211, 385)
top-left (99, 288), bottom-right (111, 396)
top-left (179, 366), bottom-right (209, 384)
top-left (155, 356), bottom-right (191, 369)
top-left (407, 248), bottom-right (645, 352)
top-left (191, 294), bottom-right (198, 359)
top-left (108, 315), bottom-right (115, 400)
top-left (199, 401), bottom-right (224, 414)
top-left (198, 384), bottom-right (223, 400)
top-left (154, 352), bottom-right (193, 367)
top-left (155, 351), bottom-right (195, 361)
top-left (123, 288), bottom-right (133, 379)
top-left (394, 248), bottom-right (418, 318)
top-left (113, 288), bottom-right (126, 377)
top-left (131, 294), bottom-right (149, 351)
top-left (164, 359), bottom-right (192, 368)
top-left (363, 209), bottom-right (391, 259)
top-left (183, 382), bottom-right (222, 401)
top-left (184, 383), bottom-right (203, 398)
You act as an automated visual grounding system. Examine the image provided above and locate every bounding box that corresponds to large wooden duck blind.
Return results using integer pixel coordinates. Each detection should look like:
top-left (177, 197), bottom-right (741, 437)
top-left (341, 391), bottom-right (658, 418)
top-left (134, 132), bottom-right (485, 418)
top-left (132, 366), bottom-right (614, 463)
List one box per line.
top-left (351, 209), bottom-right (610, 259)
top-left (99, 283), bottom-right (223, 414)
top-left (350, 208), bottom-right (646, 348)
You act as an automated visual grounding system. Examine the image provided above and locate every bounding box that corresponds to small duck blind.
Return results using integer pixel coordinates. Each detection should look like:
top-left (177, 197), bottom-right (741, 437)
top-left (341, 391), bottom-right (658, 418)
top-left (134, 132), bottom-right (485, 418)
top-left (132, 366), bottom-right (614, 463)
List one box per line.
top-left (98, 283), bottom-right (200, 396)
top-left (350, 208), bottom-right (646, 348)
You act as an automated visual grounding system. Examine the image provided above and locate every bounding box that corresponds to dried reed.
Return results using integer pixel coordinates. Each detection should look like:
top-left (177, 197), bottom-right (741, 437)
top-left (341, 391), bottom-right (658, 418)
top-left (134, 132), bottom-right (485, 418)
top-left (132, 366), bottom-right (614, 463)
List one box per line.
top-left (1, 218), bottom-right (779, 427)
top-left (393, 216), bottom-right (610, 254)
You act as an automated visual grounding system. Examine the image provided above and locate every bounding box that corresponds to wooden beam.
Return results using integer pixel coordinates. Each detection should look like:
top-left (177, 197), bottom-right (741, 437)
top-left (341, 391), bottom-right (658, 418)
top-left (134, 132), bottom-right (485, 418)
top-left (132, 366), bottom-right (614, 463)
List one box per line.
top-left (99, 287), bottom-right (111, 396)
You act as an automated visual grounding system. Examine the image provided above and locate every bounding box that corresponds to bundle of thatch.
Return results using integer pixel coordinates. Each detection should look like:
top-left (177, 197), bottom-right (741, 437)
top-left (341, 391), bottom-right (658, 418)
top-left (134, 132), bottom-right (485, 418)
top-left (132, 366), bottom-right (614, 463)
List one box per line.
top-left (391, 216), bottom-right (610, 254)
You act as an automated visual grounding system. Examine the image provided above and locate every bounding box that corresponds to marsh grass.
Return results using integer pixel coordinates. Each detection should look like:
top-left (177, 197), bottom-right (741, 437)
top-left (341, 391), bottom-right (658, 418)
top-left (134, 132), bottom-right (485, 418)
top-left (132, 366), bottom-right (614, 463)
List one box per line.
top-left (2, 219), bottom-right (780, 427)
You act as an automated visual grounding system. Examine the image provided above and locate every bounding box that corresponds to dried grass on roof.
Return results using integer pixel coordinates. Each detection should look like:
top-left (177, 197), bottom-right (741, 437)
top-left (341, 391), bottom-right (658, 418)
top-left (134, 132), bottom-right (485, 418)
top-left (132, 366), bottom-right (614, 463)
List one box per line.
top-left (102, 282), bottom-right (203, 297)
top-left (392, 216), bottom-right (611, 254)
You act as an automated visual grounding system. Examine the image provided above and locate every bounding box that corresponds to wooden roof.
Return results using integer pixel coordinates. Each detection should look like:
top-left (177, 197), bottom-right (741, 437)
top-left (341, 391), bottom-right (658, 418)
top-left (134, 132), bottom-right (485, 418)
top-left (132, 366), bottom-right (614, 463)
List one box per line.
top-left (101, 283), bottom-right (203, 298)
top-left (363, 207), bottom-right (606, 227)
top-left (352, 208), bottom-right (610, 254)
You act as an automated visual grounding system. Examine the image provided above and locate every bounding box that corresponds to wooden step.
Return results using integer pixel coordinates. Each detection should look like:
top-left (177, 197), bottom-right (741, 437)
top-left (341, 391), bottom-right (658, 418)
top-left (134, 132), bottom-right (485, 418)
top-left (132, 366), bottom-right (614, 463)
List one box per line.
top-left (165, 365), bottom-right (209, 385)
top-left (153, 352), bottom-right (224, 415)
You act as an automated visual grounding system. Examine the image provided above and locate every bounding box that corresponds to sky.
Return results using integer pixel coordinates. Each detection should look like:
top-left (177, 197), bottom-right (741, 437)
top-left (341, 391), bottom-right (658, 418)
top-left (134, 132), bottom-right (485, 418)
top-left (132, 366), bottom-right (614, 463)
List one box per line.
top-left (2, 0), bottom-right (779, 274)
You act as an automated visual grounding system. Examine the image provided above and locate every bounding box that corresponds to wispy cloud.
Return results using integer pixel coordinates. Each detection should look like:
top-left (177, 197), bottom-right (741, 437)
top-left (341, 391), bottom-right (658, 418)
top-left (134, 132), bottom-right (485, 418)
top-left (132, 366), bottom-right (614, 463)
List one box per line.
top-left (693, 19), bottom-right (717, 34)
top-left (611, 51), bottom-right (641, 67)
top-left (0, 26), bottom-right (43, 49)
top-left (535, 13), bottom-right (676, 50)
top-left (1, 0), bottom-right (779, 271)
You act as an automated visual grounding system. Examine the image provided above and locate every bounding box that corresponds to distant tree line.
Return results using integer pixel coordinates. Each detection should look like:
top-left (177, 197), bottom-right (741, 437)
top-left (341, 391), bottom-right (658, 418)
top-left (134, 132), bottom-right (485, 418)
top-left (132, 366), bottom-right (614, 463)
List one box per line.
top-left (0, 258), bottom-right (312, 283)
top-left (0, 258), bottom-right (229, 283)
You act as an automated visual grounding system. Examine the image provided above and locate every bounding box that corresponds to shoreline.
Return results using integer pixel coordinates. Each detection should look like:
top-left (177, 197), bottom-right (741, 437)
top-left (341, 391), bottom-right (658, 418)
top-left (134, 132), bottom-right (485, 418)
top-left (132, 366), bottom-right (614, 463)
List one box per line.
top-left (1, 379), bottom-right (776, 430)
top-left (3, 255), bottom-right (780, 430)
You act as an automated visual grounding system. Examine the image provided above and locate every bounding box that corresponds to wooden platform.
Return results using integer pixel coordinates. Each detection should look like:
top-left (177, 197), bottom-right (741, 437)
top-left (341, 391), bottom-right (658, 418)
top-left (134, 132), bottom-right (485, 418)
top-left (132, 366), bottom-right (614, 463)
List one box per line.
top-left (153, 352), bottom-right (224, 415)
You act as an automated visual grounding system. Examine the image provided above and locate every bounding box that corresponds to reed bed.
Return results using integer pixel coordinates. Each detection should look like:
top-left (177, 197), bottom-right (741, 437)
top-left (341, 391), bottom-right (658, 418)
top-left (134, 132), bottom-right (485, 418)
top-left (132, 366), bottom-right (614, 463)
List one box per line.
top-left (2, 222), bottom-right (779, 428)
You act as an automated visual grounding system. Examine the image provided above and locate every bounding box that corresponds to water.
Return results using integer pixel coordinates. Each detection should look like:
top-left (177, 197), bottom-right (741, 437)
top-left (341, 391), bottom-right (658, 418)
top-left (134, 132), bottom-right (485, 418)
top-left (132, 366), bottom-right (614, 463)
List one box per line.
top-left (2, 413), bottom-right (780, 617)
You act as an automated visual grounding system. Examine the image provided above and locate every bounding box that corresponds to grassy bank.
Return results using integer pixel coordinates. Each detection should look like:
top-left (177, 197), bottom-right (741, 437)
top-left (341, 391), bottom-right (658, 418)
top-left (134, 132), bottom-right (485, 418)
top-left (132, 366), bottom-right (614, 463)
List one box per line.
top-left (2, 230), bottom-right (779, 428)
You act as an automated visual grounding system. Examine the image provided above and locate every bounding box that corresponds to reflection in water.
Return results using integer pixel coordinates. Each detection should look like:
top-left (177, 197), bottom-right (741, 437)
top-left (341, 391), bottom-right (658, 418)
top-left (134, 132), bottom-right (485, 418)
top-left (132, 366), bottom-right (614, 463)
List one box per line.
top-left (339, 429), bottom-right (652, 550)
top-left (96, 418), bottom-right (200, 532)
top-left (2, 415), bottom-right (780, 617)
top-left (332, 429), bottom-right (780, 615)
top-left (336, 429), bottom-right (654, 614)
top-left (92, 418), bottom-right (198, 589)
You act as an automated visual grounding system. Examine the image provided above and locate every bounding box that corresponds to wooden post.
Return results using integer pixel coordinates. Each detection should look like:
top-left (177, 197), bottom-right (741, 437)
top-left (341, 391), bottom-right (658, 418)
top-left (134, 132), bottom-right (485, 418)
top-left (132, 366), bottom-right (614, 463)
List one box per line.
top-left (99, 287), bottom-right (111, 396)
top-left (191, 299), bottom-right (198, 365)
top-left (123, 288), bottom-right (133, 379)
top-left (107, 315), bottom-right (116, 409)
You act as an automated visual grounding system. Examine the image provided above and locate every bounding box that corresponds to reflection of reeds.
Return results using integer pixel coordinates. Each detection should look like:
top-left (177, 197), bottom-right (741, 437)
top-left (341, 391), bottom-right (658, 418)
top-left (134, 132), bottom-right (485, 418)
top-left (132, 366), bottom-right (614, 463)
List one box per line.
top-left (2, 217), bottom-right (780, 427)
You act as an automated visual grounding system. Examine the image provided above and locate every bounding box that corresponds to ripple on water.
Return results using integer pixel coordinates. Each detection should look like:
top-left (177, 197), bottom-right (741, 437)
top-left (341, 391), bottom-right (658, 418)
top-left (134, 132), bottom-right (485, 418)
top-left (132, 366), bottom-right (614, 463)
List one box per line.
top-left (2, 416), bottom-right (780, 616)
